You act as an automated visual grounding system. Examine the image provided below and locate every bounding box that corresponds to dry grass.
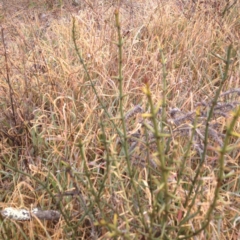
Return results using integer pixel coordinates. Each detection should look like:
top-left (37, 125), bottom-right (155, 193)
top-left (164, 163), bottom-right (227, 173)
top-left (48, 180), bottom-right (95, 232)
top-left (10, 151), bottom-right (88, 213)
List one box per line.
top-left (0, 0), bottom-right (239, 239)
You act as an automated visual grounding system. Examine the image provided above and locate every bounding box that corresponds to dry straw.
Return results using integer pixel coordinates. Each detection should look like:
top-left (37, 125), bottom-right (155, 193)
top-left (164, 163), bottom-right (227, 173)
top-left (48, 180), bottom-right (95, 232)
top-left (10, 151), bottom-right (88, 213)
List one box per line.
top-left (0, 0), bottom-right (239, 239)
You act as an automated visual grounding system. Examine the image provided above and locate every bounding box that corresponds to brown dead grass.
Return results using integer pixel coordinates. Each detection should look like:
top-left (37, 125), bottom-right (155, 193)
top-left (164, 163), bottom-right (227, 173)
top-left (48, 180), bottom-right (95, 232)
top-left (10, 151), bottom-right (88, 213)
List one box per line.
top-left (0, 0), bottom-right (239, 239)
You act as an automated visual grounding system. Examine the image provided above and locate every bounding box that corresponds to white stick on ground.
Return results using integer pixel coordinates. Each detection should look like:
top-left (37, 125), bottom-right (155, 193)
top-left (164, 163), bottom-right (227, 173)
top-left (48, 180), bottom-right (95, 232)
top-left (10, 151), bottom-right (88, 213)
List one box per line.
top-left (1, 207), bottom-right (60, 221)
